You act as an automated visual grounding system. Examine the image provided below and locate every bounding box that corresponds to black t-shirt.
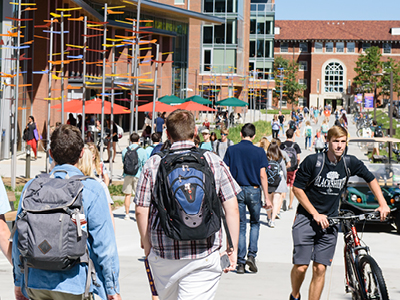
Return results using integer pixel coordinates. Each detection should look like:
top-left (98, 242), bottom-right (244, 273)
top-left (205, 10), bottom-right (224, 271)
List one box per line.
top-left (293, 153), bottom-right (375, 217)
top-left (278, 115), bottom-right (284, 124)
top-left (280, 141), bottom-right (301, 154)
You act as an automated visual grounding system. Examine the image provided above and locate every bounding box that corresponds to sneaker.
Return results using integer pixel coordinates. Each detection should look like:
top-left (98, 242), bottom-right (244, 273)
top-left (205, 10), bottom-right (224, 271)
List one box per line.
top-left (269, 221), bottom-right (275, 228)
top-left (289, 293), bottom-right (301, 300)
top-left (246, 256), bottom-right (258, 273)
top-left (236, 263), bottom-right (245, 274)
top-left (124, 214), bottom-right (130, 220)
top-left (282, 200), bottom-right (287, 211)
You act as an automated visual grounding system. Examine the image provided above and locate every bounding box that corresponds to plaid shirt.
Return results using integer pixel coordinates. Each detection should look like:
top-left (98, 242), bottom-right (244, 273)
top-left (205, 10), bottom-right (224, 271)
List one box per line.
top-left (134, 141), bottom-right (241, 260)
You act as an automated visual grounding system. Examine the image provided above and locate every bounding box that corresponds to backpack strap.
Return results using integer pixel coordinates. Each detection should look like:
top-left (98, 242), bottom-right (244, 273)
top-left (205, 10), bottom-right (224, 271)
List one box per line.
top-left (306, 152), bottom-right (325, 188)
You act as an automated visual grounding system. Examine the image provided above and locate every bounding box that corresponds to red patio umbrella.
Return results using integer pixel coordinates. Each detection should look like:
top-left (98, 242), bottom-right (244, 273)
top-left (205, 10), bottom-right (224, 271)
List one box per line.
top-left (52, 98), bottom-right (130, 114)
top-left (136, 101), bottom-right (175, 112)
top-left (174, 101), bottom-right (216, 112)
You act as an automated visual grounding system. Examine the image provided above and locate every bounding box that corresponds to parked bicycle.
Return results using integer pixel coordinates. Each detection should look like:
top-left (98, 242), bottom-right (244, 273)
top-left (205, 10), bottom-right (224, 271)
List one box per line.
top-left (328, 211), bottom-right (389, 300)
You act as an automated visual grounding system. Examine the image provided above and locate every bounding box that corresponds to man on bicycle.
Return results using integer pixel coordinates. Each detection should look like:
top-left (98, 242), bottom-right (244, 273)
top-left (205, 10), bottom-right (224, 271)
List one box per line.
top-left (289, 125), bottom-right (390, 300)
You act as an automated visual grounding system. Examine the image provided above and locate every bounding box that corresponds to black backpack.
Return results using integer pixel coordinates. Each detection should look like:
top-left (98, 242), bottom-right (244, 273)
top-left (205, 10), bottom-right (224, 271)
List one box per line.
top-left (267, 159), bottom-right (282, 187)
top-left (375, 126), bottom-right (383, 137)
top-left (283, 143), bottom-right (298, 172)
top-left (152, 148), bottom-right (223, 241)
top-left (123, 146), bottom-right (141, 175)
top-left (289, 120), bottom-right (296, 130)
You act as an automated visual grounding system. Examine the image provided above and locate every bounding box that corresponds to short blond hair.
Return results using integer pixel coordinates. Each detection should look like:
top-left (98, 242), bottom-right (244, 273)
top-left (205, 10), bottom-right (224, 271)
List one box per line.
top-left (327, 126), bottom-right (347, 141)
top-left (78, 145), bottom-right (94, 177)
top-left (259, 137), bottom-right (270, 153)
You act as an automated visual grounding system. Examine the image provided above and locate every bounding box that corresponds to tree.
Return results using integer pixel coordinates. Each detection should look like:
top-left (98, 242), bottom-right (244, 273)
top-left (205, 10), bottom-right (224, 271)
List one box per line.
top-left (353, 46), bottom-right (382, 93)
top-left (381, 58), bottom-right (400, 100)
top-left (273, 56), bottom-right (306, 105)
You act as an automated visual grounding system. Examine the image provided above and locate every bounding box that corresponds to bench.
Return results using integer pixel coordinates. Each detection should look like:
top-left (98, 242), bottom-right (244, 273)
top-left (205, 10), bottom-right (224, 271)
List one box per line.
top-left (4, 191), bottom-right (17, 231)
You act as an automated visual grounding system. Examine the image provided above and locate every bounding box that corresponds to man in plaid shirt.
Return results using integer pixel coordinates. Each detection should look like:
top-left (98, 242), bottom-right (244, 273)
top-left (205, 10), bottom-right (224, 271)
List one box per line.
top-left (135, 109), bottom-right (240, 300)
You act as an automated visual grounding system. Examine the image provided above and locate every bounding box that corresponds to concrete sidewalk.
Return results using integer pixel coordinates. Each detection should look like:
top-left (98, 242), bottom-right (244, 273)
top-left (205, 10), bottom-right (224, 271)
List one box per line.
top-left (1, 115), bottom-right (400, 300)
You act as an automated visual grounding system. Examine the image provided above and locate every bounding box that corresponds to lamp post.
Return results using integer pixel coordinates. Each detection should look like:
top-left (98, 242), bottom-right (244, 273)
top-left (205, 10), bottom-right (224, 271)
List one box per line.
top-left (390, 71), bottom-right (394, 137)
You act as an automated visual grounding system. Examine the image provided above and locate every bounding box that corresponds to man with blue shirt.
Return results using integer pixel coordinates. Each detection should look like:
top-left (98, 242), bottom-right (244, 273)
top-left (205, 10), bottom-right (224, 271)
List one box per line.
top-left (224, 123), bottom-right (272, 274)
top-left (155, 112), bottom-right (165, 134)
top-left (12, 124), bottom-right (121, 300)
top-left (146, 132), bottom-right (162, 159)
top-left (0, 177), bottom-right (11, 263)
top-left (122, 132), bottom-right (147, 220)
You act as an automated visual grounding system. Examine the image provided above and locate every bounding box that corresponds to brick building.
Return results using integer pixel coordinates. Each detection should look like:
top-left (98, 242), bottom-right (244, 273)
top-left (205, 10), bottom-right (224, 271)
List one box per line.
top-left (274, 20), bottom-right (400, 110)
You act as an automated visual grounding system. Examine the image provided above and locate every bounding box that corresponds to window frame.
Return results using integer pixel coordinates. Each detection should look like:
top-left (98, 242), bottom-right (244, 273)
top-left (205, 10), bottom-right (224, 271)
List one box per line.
top-left (362, 42), bottom-right (371, 52)
top-left (299, 78), bottom-right (307, 86)
top-left (324, 62), bottom-right (344, 93)
top-left (315, 42), bottom-right (323, 53)
top-left (336, 42), bottom-right (344, 53)
top-left (299, 61), bottom-right (308, 72)
top-left (383, 43), bottom-right (392, 54)
top-left (280, 42), bottom-right (288, 53)
top-left (325, 42), bottom-right (334, 53)
top-left (299, 42), bottom-right (308, 53)
top-left (347, 42), bottom-right (355, 53)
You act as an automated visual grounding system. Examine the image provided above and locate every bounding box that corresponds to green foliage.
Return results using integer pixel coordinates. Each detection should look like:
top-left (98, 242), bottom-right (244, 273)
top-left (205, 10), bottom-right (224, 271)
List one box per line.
top-left (381, 58), bottom-right (400, 99)
top-left (353, 46), bottom-right (382, 93)
top-left (273, 56), bottom-right (306, 105)
top-left (261, 109), bottom-right (291, 115)
top-left (108, 184), bottom-right (124, 196)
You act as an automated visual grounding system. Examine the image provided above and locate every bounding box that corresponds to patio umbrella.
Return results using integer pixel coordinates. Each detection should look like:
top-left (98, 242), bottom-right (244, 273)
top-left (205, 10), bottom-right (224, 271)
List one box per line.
top-left (215, 97), bottom-right (249, 107)
top-left (52, 98), bottom-right (130, 114)
top-left (158, 94), bottom-right (185, 105)
top-left (174, 101), bottom-right (216, 112)
top-left (136, 101), bottom-right (176, 112)
top-left (184, 95), bottom-right (212, 105)
top-left (51, 99), bottom-right (82, 110)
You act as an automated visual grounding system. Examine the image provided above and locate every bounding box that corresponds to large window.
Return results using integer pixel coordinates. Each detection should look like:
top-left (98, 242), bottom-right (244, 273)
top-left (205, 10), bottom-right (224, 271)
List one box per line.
top-left (324, 62), bottom-right (344, 93)
top-left (383, 43), bottom-right (392, 54)
top-left (215, 0), bottom-right (225, 12)
top-left (280, 42), bottom-right (288, 53)
top-left (203, 26), bottom-right (212, 44)
top-left (203, 49), bottom-right (212, 72)
top-left (336, 42), bottom-right (344, 53)
top-left (250, 18), bottom-right (256, 34)
top-left (214, 24), bottom-right (225, 43)
top-left (299, 79), bottom-right (307, 86)
top-left (250, 41), bottom-right (255, 57)
top-left (347, 42), bottom-right (355, 53)
top-left (362, 43), bottom-right (371, 52)
top-left (265, 41), bottom-right (270, 57)
top-left (315, 42), bottom-right (323, 53)
top-left (326, 42), bottom-right (333, 53)
top-left (299, 61), bottom-right (307, 71)
top-left (257, 21), bottom-right (265, 34)
top-left (204, 0), bottom-right (213, 12)
top-left (265, 21), bottom-right (272, 34)
top-left (299, 42), bottom-right (308, 52)
top-left (257, 40), bottom-right (264, 57)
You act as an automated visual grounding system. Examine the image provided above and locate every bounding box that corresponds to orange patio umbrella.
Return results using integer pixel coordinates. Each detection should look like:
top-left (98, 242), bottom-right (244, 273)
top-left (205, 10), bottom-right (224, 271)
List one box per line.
top-left (174, 101), bottom-right (216, 112)
top-left (136, 101), bottom-right (175, 112)
top-left (52, 98), bottom-right (130, 114)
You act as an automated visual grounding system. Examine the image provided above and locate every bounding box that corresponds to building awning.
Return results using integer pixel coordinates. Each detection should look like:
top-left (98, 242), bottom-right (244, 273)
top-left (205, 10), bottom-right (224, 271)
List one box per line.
top-left (72, 0), bottom-right (224, 28)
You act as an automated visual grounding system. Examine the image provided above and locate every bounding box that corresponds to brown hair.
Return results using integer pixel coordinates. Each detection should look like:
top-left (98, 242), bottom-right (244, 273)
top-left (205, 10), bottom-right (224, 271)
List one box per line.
top-left (220, 128), bottom-right (229, 135)
top-left (327, 125), bottom-right (347, 142)
top-left (267, 140), bottom-right (283, 162)
top-left (50, 124), bottom-right (84, 165)
top-left (259, 137), bottom-right (270, 153)
top-left (166, 109), bottom-right (195, 141)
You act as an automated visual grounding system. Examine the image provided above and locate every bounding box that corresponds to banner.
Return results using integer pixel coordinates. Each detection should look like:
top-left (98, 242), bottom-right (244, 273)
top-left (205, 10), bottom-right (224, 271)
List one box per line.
top-left (355, 93), bottom-right (363, 104)
top-left (364, 93), bottom-right (374, 109)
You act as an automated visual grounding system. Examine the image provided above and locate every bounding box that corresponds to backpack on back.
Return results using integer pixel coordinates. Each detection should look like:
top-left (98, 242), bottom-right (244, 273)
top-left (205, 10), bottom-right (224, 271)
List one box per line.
top-left (321, 124), bottom-right (329, 133)
top-left (375, 126), bottom-right (383, 137)
top-left (267, 159), bottom-right (282, 187)
top-left (283, 143), bottom-right (298, 172)
top-left (306, 127), bottom-right (312, 137)
top-left (289, 121), bottom-right (296, 130)
top-left (123, 146), bottom-right (141, 175)
top-left (153, 148), bottom-right (222, 241)
top-left (315, 136), bottom-right (325, 149)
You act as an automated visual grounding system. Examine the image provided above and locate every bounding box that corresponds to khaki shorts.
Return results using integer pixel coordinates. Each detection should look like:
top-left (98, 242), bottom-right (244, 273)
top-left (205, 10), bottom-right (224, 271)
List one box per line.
top-left (122, 175), bottom-right (139, 196)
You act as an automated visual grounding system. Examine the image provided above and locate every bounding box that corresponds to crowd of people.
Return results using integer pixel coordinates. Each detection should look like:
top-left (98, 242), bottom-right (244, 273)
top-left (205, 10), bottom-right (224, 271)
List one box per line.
top-left (0, 106), bottom-right (391, 300)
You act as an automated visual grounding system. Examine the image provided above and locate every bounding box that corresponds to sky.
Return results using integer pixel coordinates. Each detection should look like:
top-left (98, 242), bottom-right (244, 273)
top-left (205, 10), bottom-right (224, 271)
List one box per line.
top-left (275, 0), bottom-right (400, 20)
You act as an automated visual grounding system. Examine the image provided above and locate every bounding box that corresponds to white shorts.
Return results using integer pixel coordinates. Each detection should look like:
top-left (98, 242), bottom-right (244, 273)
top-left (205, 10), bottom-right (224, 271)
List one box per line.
top-left (148, 249), bottom-right (222, 300)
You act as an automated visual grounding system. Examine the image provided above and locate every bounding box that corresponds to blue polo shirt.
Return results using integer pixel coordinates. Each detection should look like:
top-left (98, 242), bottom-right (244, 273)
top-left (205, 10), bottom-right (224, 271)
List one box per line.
top-left (224, 140), bottom-right (269, 186)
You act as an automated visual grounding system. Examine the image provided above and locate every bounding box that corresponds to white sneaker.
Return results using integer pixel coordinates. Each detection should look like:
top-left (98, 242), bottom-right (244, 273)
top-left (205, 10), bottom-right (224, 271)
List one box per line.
top-left (124, 214), bottom-right (130, 220)
top-left (269, 221), bottom-right (275, 228)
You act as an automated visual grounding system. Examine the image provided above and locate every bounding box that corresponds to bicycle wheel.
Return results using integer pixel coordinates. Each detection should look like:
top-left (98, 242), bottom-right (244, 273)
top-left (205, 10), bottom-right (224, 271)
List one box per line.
top-left (358, 255), bottom-right (389, 300)
top-left (356, 128), bottom-right (363, 137)
top-left (345, 251), bottom-right (363, 300)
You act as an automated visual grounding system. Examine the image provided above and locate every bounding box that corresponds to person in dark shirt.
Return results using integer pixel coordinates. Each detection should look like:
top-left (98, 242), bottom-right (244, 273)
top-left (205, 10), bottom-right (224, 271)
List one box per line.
top-left (289, 126), bottom-right (390, 300)
top-left (224, 123), bottom-right (272, 274)
top-left (278, 111), bottom-right (285, 136)
top-left (280, 129), bottom-right (301, 210)
top-left (155, 112), bottom-right (165, 134)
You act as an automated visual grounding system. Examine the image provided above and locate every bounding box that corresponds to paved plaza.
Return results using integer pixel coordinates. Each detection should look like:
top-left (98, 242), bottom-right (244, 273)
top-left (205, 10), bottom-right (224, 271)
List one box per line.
top-left (1, 113), bottom-right (400, 299)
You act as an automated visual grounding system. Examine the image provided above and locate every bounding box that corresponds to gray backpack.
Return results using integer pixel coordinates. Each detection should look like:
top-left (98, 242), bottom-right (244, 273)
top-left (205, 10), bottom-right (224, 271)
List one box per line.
top-left (13, 170), bottom-right (98, 297)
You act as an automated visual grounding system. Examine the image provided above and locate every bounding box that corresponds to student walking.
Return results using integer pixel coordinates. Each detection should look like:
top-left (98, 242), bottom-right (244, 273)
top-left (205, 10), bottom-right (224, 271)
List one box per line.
top-left (278, 111), bottom-right (285, 136)
top-left (224, 123), bottom-right (272, 274)
top-left (25, 116), bottom-right (38, 160)
top-left (303, 120), bottom-right (313, 151)
top-left (213, 127), bottom-right (234, 159)
top-left (289, 126), bottom-right (390, 300)
top-left (271, 115), bottom-right (280, 139)
top-left (134, 109), bottom-right (240, 300)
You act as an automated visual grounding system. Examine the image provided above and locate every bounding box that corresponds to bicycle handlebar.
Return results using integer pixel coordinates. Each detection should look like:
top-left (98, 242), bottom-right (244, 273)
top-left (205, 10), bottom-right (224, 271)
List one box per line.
top-left (327, 211), bottom-right (381, 226)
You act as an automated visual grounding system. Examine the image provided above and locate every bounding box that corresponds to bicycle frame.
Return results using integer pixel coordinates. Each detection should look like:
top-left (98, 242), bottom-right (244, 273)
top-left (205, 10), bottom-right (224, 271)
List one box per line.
top-left (342, 220), bottom-right (370, 298)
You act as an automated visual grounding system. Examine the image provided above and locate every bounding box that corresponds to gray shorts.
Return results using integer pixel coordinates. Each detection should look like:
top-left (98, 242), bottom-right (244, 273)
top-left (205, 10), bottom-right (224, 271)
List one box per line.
top-left (292, 213), bottom-right (339, 266)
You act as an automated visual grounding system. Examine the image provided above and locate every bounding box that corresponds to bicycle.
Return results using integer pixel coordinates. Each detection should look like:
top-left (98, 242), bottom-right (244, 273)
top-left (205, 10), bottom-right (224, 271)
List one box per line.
top-left (328, 211), bottom-right (389, 300)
